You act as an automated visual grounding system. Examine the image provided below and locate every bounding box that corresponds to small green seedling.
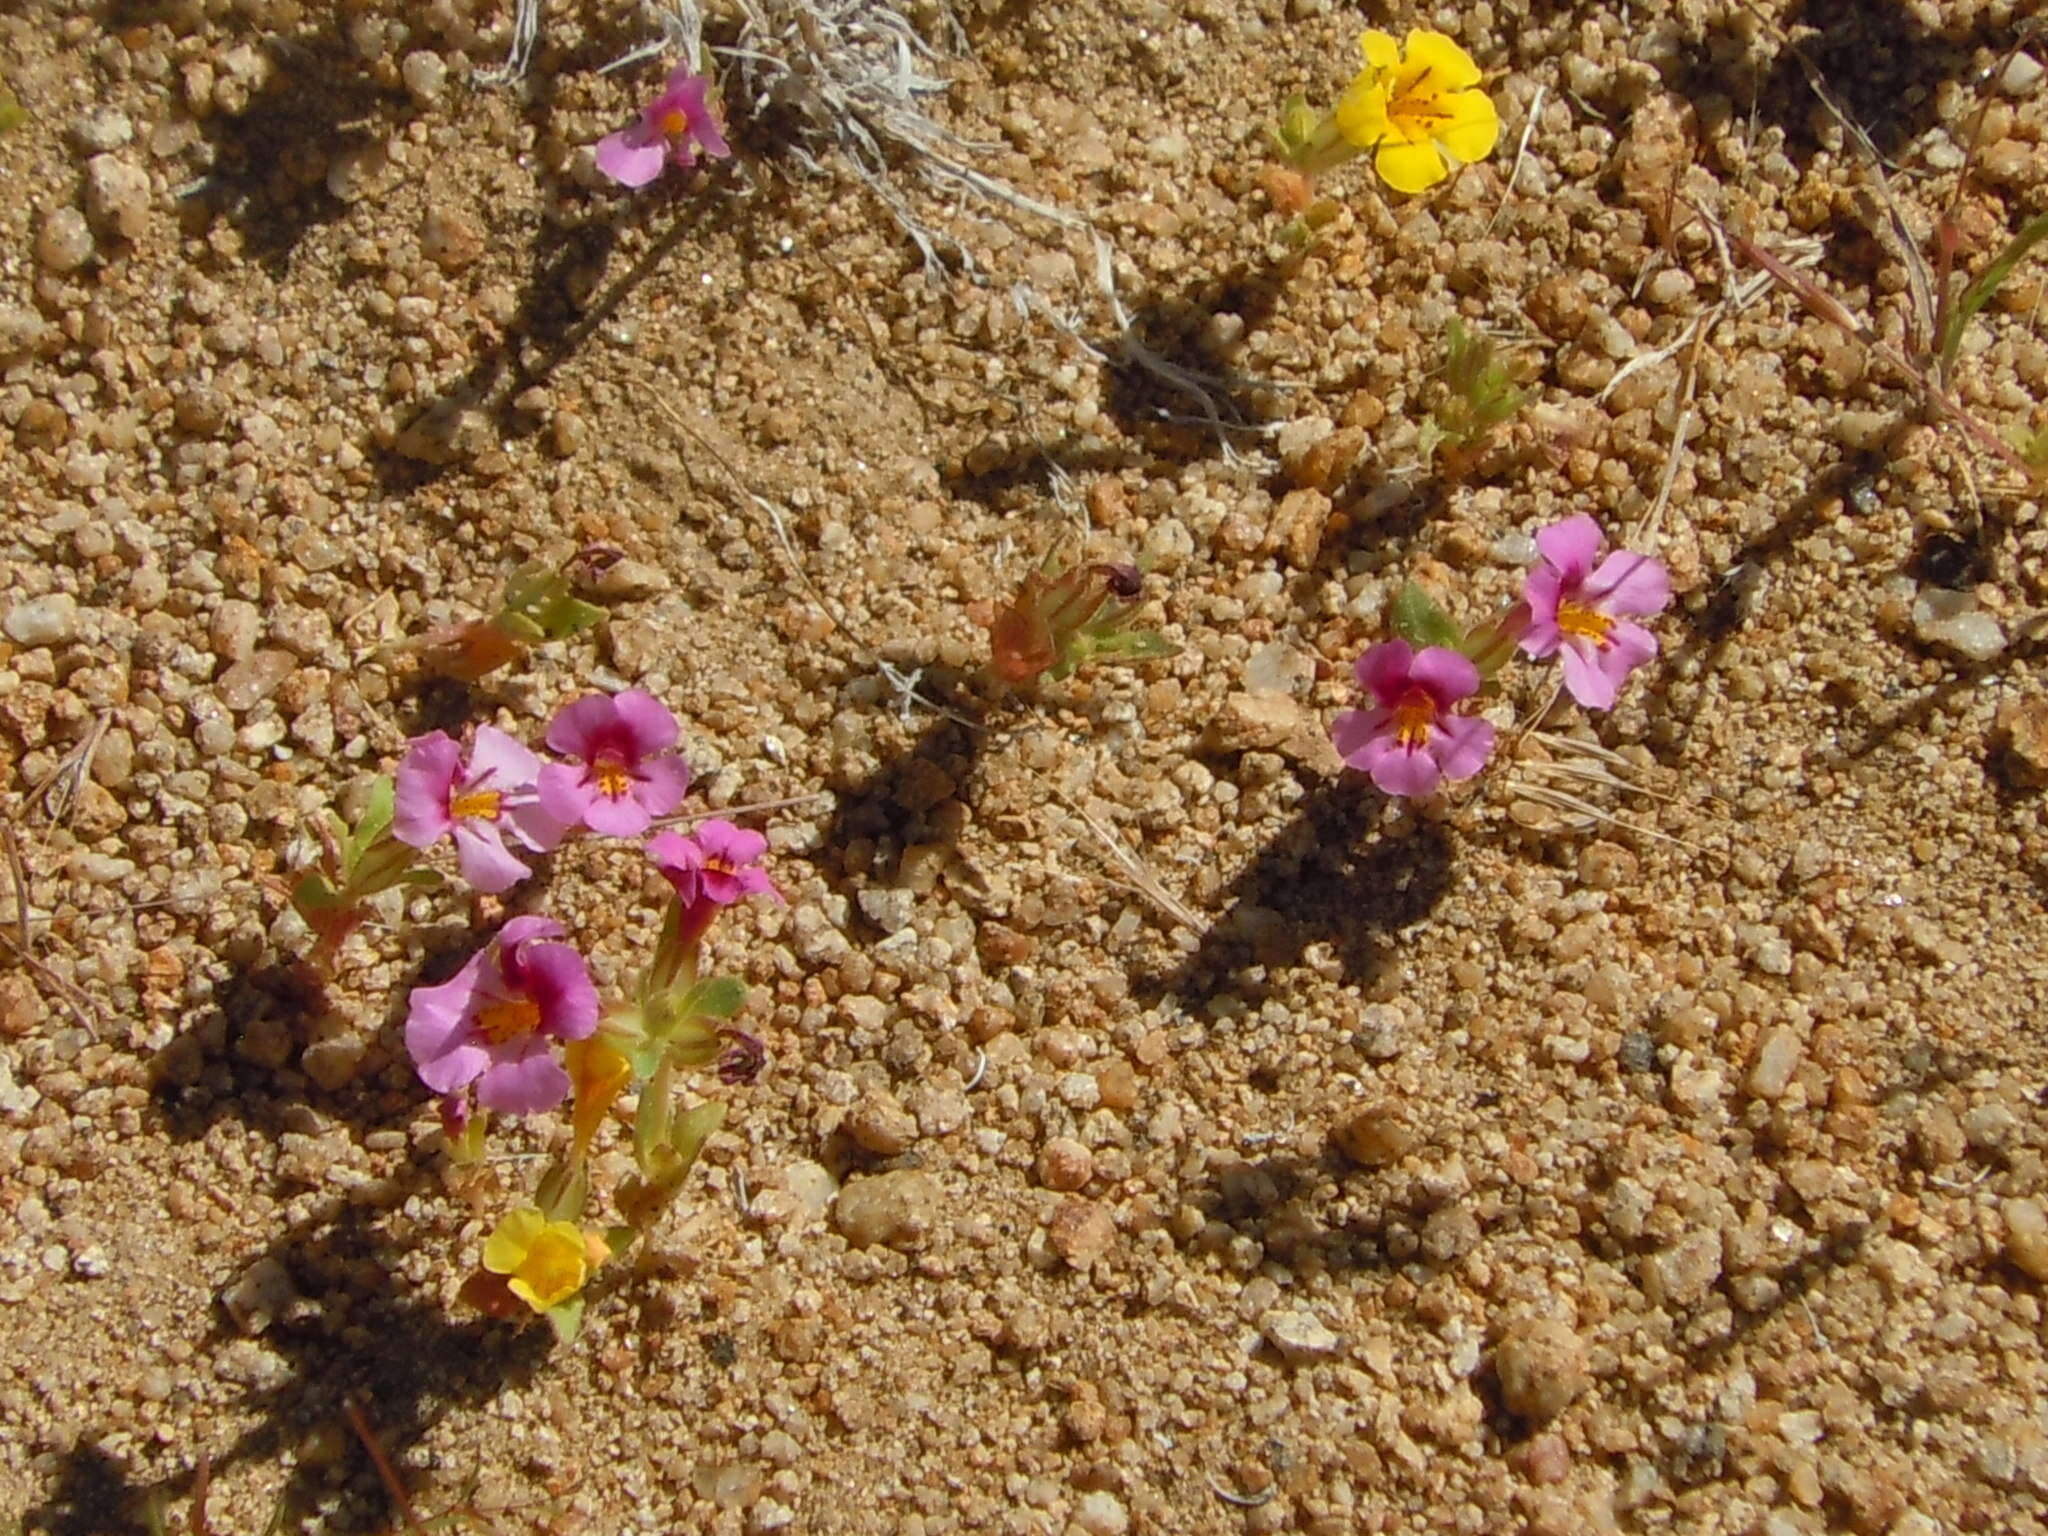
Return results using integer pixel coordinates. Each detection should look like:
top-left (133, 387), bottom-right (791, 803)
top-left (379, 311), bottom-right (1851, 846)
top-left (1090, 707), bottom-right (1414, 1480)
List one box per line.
top-left (0, 86), bottom-right (25, 135)
top-left (290, 775), bottom-right (438, 966)
top-left (397, 558), bottom-right (609, 682)
top-left (986, 555), bottom-right (1176, 688)
top-left (1418, 317), bottom-right (1528, 463)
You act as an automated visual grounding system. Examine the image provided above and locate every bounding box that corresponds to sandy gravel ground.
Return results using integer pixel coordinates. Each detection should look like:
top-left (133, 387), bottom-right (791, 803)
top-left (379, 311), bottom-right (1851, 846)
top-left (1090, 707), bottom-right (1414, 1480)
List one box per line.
top-left (5, 0), bottom-right (2048, 1532)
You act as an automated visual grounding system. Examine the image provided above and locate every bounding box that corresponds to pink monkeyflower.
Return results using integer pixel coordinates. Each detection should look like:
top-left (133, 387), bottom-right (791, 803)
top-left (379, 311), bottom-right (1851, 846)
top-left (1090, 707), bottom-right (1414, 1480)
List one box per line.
top-left (537, 690), bottom-right (691, 838)
top-left (393, 726), bottom-right (564, 894)
top-left (595, 67), bottom-right (731, 188)
top-left (1519, 515), bottom-right (1671, 711)
top-left (406, 916), bottom-right (599, 1116)
top-left (1331, 640), bottom-right (1496, 799)
top-left (646, 819), bottom-right (780, 909)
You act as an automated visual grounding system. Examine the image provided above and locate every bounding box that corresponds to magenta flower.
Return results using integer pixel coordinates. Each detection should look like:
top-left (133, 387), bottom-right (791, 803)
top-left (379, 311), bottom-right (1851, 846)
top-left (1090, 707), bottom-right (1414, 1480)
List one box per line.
top-left (405, 916), bottom-right (599, 1116)
top-left (1519, 515), bottom-right (1671, 710)
top-left (646, 819), bottom-right (780, 909)
top-left (595, 67), bottom-right (731, 188)
top-left (393, 726), bottom-right (564, 894)
top-left (1331, 641), bottom-right (1496, 798)
top-left (537, 690), bottom-right (691, 838)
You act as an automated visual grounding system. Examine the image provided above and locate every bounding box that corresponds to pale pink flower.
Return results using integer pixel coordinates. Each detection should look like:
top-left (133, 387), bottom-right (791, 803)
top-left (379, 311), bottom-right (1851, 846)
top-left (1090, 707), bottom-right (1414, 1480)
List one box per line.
top-left (538, 690), bottom-right (691, 838)
top-left (1519, 515), bottom-right (1671, 710)
top-left (405, 917), bottom-right (599, 1116)
top-left (1331, 641), bottom-right (1495, 798)
top-left (646, 819), bottom-right (779, 910)
top-left (595, 68), bottom-right (731, 188)
top-left (393, 727), bottom-right (563, 894)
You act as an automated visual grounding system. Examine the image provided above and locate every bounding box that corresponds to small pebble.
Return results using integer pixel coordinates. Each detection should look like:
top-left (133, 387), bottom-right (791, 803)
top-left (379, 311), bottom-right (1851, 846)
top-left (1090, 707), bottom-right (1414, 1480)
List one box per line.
top-left (37, 208), bottom-right (95, 272)
top-left (1046, 1199), bottom-right (1116, 1269)
top-left (2003, 1198), bottom-right (2048, 1282)
top-left (1912, 588), bottom-right (2005, 662)
top-left (1036, 1136), bottom-right (1093, 1192)
top-left (69, 107), bottom-right (134, 153)
top-left (83, 154), bottom-right (151, 239)
top-left (1332, 1104), bottom-right (1417, 1166)
top-left (832, 1169), bottom-right (940, 1251)
top-left (4, 593), bottom-right (79, 647)
top-left (1493, 1317), bottom-right (1590, 1421)
top-left (400, 50), bottom-right (448, 104)
top-left (1259, 1308), bottom-right (1343, 1363)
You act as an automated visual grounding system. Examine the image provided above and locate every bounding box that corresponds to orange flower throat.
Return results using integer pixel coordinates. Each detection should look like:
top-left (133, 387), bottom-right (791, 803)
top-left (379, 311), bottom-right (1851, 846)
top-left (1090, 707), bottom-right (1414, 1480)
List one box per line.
top-left (593, 753), bottom-right (633, 801)
top-left (1556, 601), bottom-right (1614, 646)
top-left (450, 788), bottom-right (503, 822)
top-left (475, 998), bottom-right (542, 1046)
top-left (1392, 689), bottom-right (1438, 750)
top-left (657, 108), bottom-right (690, 138)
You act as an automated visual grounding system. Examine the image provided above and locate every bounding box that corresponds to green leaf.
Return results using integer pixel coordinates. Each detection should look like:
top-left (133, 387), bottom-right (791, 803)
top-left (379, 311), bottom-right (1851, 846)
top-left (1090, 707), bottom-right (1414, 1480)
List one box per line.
top-left (1390, 583), bottom-right (1462, 650)
top-left (0, 87), bottom-right (24, 136)
top-left (669, 1100), bottom-right (726, 1168)
top-left (347, 776), bottom-right (396, 866)
top-left (291, 871), bottom-right (342, 913)
top-left (677, 975), bottom-right (746, 1021)
top-left (532, 594), bottom-right (607, 642)
top-left (1943, 211), bottom-right (2048, 371)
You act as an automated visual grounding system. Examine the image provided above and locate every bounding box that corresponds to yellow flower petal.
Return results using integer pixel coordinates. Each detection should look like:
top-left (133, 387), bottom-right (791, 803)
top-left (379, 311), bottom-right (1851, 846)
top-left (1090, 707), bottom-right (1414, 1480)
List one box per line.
top-left (505, 1226), bottom-right (588, 1313)
top-left (1359, 29), bottom-right (1400, 71)
top-left (1400, 30), bottom-right (1482, 92)
top-left (482, 1206), bottom-right (545, 1276)
top-left (1335, 75), bottom-right (1391, 150)
top-left (1376, 136), bottom-right (1449, 195)
top-left (1435, 88), bottom-right (1501, 166)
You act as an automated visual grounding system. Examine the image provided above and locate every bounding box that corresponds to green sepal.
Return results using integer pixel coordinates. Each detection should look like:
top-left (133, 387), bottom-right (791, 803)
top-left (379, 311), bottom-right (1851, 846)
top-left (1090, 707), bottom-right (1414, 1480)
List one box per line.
top-left (534, 1159), bottom-right (588, 1223)
top-left (291, 871), bottom-right (343, 914)
top-left (345, 777), bottom-right (395, 868)
top-left (544, 1295), bottom-right (585, 1344)
top-left (1390, 583), bottom-right (1462, 650)
top-left (676, 975), bottom-right (746, 1021)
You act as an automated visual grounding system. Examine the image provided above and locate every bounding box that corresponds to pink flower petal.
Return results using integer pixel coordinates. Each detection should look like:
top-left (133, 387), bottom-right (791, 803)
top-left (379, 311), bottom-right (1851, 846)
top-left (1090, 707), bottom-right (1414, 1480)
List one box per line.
top-left (1407, 646), bottom-right (1480, 707)
top-left (475, 1042), bottom-right (570, 1115)
top-left (1584, 550), bottom-right (1671, 617)
top-left (1354, 641), bottom-right (1415, 707)
top-left (610, 690), bottom-right (682, 758)
top-left (519, 941), bottom-right (599, 1040)
top-left (497, 915), bottom-right (566, 952)
top-left (1331, 706), bottom-right (1395, 769)
top-left (503, 795), bottom-right (568, 853)
top-left (1607, 618), bottom-right (1659, 671)
top-left (633, 754), bottom-right (692, 820)
top-left (1430, 713), bottom-right (1496, 782)
top-left (468, 726), bottom-right (542, 793)
top-left (537, 761), bottom-right (597, 827)
top-left (697, 818), bottom-right (767, 866)
top-left (581, 788), bottom-right (654, 839)
top-left (544, 694), bottom-right (619, 762)
top-left (453, 820), bottom-right (530, 894)
top-left (406, 962), bottom-right (492, 1093)
top-left (393, 732), bottom-right (461, 847)
top-left (595, 129), bottom-right (669, 188)
top-left (1519, 563), bottom-right (1566, 645)
top-left (1534, 515), bottom-right (1603, 584)
top-left (1367, 739), bottom-right (1442, 799)
top-left (1558, 641), bottom-right (1620, 711)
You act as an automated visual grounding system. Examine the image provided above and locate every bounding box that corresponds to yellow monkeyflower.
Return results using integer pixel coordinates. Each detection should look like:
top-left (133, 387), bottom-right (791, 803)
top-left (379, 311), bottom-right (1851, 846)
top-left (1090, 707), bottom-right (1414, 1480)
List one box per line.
top-left (1336, 30), bottom-right (1499, 195)
top-left (482, 1206), bottom-right (609, 1314)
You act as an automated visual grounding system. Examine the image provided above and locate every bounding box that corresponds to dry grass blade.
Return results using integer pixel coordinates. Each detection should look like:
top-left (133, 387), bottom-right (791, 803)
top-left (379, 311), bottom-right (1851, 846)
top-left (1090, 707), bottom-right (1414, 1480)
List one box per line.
top-left (0, 822), bottom-right (103, 1034)
top-left (1484, 82), bottom-right (1546, 238)
top-left (27, 709), bottom-right (111, 827)
top-left (1038, 774), bottom-right (1201, 934)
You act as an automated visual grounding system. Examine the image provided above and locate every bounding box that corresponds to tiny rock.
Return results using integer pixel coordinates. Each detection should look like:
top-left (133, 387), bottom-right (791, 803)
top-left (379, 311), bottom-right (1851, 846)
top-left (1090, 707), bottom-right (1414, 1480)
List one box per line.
top-left (1259, 1307), bottom-right (1343, 1363)
top-left (2003, 1198), bottom-right (2048, 1282)
top-left (832, 1169), bottom-right (941, 1251)
top-left (1493, 1317), bottom-right (1590, 1422)
top-left (1912, 587), bottom-right (2004, 663)
top-left (1073, 1491), bottom-right (1129, 1536)
top-left (1036, 1136), bottom-right (1093, 1192)
top-left (4, 593), bottom-right (79, 647)
top-left (216, 649), bottom-right (296, 712)
top-left (1993, 694), bottom-right (2048, 788)
top-left (36, 208), bottom-right (95, 272)
top-left (1746, 1027), bottom-right (1804, 1101)
top-left (83, 154), bottom-right (151, 240)
top-left (1642, 1227), bottom-right (1723, 1307)
top-left (1332, 1103), bottom-right (1417, 1167)
top-left (420, 206), bottom-right (484, 271)
top-left (221, 1257), bottom-right (300, 1336)
top-left (1046, 1199), bottom-right (1116, 1269)
top-left (844, 1093), bottom-right (918, 1157)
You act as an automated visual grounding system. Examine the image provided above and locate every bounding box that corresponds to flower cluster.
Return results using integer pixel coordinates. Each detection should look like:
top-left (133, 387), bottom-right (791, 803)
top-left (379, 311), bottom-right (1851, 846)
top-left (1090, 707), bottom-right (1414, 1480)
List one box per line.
top-left (1332, 516), bottom-right (1671, 798)
top-left (1275, 29), bottom-right (1500, 196)
top-left (295, 689), bottom-right (778, 1341)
